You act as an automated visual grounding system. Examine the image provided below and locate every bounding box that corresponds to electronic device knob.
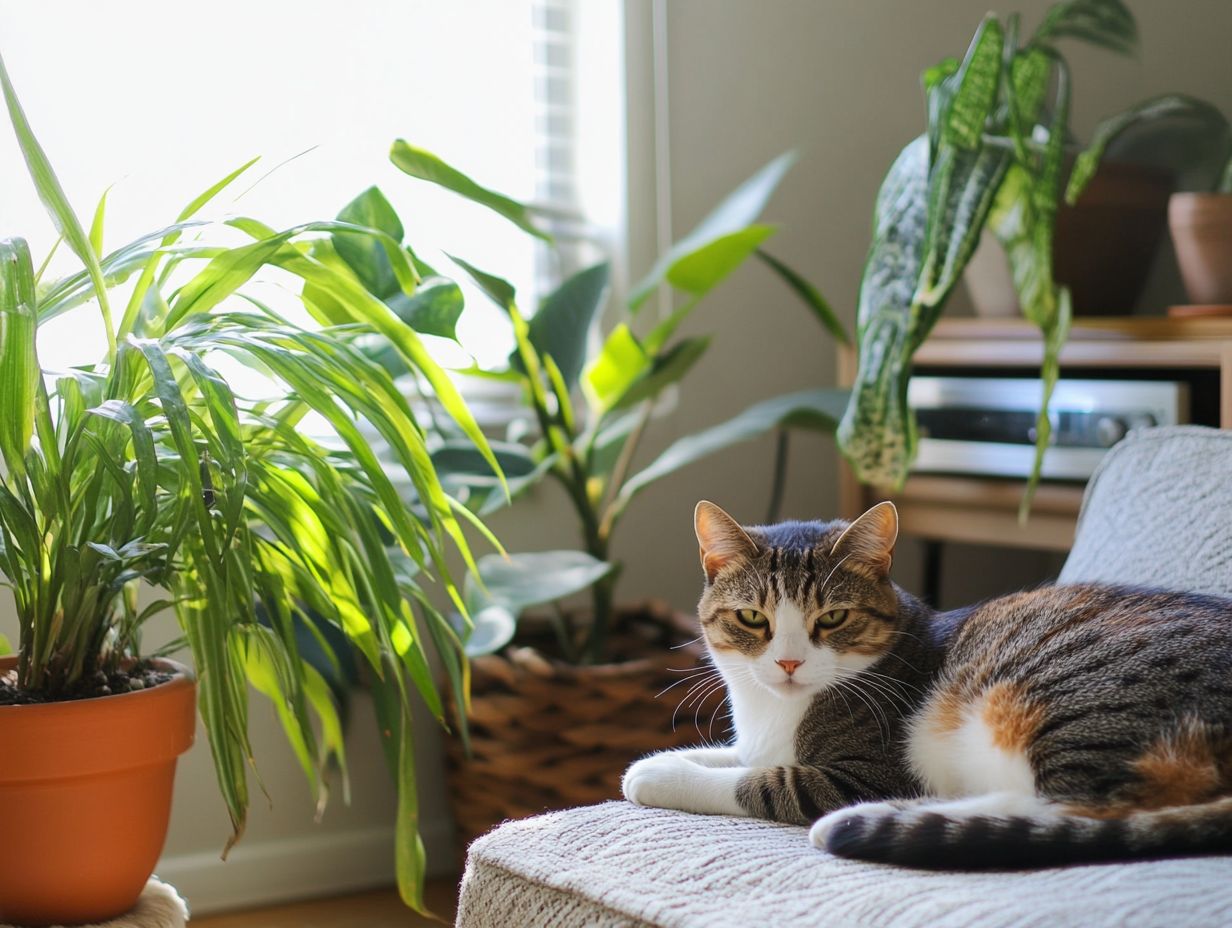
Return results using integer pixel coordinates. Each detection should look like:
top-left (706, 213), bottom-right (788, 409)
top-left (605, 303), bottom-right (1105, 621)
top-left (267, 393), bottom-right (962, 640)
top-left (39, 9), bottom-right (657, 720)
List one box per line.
top-left (1094, 415), bottom-right (1129, 447)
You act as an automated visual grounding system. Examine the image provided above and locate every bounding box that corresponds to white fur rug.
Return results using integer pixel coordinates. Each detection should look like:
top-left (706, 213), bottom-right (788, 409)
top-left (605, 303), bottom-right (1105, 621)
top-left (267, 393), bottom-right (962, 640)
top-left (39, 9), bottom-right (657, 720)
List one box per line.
top-left (1, 879), bottom-right (187, 928)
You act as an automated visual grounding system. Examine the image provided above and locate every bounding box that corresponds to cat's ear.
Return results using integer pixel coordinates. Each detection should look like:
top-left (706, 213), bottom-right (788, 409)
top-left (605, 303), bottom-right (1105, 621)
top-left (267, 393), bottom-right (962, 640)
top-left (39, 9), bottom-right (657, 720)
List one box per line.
top-left (830, 501), bottom-right (898, 577)
top-left (695, 501), bottom-right (757, 582)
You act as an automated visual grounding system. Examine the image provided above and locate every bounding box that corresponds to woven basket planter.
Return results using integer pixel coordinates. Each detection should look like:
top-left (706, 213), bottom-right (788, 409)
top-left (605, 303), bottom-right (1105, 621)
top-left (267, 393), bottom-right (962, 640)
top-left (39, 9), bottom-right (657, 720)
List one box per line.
top-left (446, 599), bottom-right (728, 848)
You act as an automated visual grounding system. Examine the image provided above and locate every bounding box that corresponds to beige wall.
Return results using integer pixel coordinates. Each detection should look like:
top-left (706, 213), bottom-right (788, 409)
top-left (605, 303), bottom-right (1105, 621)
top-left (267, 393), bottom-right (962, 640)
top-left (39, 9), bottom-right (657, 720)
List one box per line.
top-left (4, 0), bottom-right (1232, 912)
top-left (611, 0), bottom-right (1232, 612)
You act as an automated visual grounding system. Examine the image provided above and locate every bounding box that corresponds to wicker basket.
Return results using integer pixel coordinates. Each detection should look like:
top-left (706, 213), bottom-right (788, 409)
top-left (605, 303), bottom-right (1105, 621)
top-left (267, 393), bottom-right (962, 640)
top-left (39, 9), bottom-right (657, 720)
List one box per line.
top-left (445, 600), bottom-right (729, 848)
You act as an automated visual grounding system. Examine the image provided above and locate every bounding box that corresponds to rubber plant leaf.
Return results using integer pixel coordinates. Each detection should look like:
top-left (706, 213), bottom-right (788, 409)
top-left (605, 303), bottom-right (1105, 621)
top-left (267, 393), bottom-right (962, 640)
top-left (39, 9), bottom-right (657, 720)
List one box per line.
top-left (510, 262), bottom-right (610, 390)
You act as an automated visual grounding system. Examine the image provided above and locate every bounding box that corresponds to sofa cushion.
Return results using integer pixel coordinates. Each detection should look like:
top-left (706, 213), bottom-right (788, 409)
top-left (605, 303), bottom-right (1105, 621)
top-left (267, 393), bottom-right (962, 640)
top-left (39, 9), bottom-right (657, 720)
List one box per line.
top-left (1059, 426), bottom-right (1232, 595)
top-left (458, 802), bottom-right (1232, 927)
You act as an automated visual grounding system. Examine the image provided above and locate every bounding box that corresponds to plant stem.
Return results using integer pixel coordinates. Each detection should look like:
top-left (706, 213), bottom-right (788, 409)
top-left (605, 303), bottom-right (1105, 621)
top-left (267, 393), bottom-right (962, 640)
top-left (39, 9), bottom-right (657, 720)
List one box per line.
top-left (764, 427), bottom-right (790, 524)
top-left (600, 400), bottom-right (653, 519)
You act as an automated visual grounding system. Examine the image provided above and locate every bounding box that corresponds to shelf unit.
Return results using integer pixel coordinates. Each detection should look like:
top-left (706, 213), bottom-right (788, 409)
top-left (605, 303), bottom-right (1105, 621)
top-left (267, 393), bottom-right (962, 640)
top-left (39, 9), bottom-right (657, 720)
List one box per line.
top-left (837, 316), bottom-right (1232, 552)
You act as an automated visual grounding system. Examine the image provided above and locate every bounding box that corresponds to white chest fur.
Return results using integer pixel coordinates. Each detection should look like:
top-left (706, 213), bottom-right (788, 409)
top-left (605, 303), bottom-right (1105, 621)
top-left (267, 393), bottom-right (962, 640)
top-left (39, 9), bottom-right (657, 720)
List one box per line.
top-left (726, 675), bottom-right (811, 767)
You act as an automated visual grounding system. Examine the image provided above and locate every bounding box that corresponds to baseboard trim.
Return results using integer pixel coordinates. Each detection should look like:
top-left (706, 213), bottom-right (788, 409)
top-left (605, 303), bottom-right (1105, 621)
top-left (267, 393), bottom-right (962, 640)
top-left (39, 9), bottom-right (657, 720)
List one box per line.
top-left (157, 821), bottom-right (455, 915)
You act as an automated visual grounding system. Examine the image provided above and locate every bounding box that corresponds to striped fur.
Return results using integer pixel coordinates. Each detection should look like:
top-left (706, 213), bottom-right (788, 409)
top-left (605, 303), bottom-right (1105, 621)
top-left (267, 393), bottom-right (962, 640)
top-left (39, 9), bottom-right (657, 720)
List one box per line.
top-left (622, 501), bottom-right (1232, 870)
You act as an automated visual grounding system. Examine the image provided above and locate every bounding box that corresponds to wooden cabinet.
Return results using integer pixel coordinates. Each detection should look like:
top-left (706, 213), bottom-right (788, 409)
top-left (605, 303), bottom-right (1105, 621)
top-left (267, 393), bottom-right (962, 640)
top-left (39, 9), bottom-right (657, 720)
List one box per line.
top-left (838, 316), bottom-right (1232, 552)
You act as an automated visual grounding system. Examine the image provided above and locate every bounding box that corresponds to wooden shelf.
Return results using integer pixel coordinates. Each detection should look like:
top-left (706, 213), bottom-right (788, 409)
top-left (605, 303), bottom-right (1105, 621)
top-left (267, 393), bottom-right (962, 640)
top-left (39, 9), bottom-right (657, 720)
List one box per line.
top-left (839, 316), bottom-right (1232, 552)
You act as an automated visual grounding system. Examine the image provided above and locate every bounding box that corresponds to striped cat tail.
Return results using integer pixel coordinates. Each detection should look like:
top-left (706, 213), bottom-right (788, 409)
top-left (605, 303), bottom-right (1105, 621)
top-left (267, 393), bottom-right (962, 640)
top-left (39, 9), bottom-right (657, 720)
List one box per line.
top-left (815, 795), bottom-right (1232, 869)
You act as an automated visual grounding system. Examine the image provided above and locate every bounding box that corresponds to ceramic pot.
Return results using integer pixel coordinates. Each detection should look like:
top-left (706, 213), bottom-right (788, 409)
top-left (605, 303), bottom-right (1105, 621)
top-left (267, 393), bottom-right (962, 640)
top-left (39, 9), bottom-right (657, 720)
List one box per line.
top-left (0, 657), bottom-right (196, 926)
top-left (966, 161), bottom-right (1172, 317)
top-left (1169, 192), bottom-right (1232, 305)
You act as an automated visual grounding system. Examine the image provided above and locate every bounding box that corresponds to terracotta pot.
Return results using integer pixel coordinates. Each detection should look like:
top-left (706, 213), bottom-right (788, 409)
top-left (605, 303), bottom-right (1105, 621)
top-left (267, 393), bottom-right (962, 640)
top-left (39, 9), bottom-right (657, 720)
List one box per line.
top-left (0, 657), bottom-right (196, 926)
top-left (965, 160), bottom-right (1172, 317)
top-left (445, 600), bottom-right (727, 853)
top-left (1169, 192), bottom-right (1232, 305)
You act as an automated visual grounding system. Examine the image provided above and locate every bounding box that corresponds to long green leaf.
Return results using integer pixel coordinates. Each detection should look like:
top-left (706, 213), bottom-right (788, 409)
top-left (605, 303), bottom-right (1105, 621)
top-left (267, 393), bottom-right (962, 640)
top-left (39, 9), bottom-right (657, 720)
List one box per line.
top-left (1066, 95), bottom-right (1229, 204)
top-left (0, 50), bottom-right (115, 360)
top-left (629, 152), bottom-right (795, 310)
top-left (619, 388), bottom-right (847, 507)
top-left (1033, 0), bottom-right (1137, 56)
top-left (755, 249), bottom-right (850, 345)
top-left (390, 140), bottom-right (549, 241)
top-left (0, 239), bottom-right (39, 479)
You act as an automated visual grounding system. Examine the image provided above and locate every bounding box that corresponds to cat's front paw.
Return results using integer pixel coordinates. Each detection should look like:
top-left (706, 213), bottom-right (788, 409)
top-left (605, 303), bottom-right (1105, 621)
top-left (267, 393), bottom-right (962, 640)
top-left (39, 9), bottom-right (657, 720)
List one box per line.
top-left (622, 752), bottom-right (701, 810)
top-left (809, 800), bottom-right (901, 850)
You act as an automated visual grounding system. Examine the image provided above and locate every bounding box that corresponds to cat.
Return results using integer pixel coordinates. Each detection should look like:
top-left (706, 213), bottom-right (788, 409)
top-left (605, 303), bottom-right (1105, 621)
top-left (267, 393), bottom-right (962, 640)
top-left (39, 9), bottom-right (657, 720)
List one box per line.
top-left (621, 499), bottom-right (1232, 868)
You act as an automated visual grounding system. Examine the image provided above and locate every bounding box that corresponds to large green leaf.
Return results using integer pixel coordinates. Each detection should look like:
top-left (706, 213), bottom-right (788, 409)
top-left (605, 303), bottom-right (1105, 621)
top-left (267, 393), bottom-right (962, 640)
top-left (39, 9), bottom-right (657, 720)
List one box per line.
top-left (628, 152), bottom-right (795, 311)
top-left (432, 440), bottom-right (537, 488)
top-left (610, 335), bottom-right (710, 412)
top-left (390, 140), bottom-right (549, 241)
top-left (840, 16), bottom-right (1008, 490)
top-left (511, 262), bottom-right (610, 390)
top-left (0, 239), bottom-right (39, 479)
top-left (386, 276), bottom-right (463, 340)
top-left (617, 388), bottom-right (848, 508)
top-left (333, 186), bottom-right (407, 297)
top-left (582, 323), bottom-right (649, 415)
top-left (836, 138), bottom-right (930, 487)
top-left (463, 551), bottom-right (614, 657)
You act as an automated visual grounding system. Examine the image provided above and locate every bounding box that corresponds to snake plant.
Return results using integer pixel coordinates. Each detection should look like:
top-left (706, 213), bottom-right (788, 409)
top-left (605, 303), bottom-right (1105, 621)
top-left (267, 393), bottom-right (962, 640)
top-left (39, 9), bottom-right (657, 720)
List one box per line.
top-left (840, 0), bottom-right (1221, 512)
top-left (0, 52), bottom-right (494, 911)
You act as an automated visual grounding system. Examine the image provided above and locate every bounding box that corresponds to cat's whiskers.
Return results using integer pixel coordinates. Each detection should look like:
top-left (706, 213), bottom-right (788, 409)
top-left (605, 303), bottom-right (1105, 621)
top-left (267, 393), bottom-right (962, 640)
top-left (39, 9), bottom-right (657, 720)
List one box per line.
top-left (672, 672), bottom-right (728, 732)
top-left (831, 671), bottom-right (891, 746)
top-left (690, 677), bottom-right (731, 735)
top-left (669, 635), bottom-right (704, 650)
top-left (851, 667), bottom-right (922, 710)
top-left (655, 667), bottom-right (720, 700)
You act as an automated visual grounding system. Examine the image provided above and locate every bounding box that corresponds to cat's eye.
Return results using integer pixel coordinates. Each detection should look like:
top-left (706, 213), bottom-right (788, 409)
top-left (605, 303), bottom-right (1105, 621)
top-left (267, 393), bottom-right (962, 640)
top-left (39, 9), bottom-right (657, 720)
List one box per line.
top-left (735, 608), bottom-right (769, 628)
top-left (817, 609), bottom-right (849, 629)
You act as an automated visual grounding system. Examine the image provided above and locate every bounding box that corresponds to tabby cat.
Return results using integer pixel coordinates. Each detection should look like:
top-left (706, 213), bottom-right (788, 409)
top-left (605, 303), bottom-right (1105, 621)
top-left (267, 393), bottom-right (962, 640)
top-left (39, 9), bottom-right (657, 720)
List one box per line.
top-left (621, 500), bottom-right (1232, 867)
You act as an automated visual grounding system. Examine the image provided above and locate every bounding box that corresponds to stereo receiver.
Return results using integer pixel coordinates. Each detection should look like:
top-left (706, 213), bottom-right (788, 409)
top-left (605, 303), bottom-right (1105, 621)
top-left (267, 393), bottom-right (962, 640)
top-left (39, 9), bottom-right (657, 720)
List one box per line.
top-left (909, 377), bottom-right (1188, 480)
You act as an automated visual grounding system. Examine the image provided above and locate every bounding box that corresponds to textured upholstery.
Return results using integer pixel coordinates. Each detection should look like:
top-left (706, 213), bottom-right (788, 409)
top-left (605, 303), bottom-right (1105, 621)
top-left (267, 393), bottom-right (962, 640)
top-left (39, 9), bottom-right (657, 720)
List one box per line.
top-left (458, 803), bottom-right (1232, 928)
top-left (457, 426), bottom-right (1232, 927)
top-left (1059, 426), bottom-right (1232, 596)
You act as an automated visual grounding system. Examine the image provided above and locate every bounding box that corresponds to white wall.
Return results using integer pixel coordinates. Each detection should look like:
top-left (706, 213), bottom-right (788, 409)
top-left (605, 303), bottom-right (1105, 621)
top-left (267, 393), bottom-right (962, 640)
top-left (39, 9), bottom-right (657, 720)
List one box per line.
top-left (3, 0), bottom-right (1232, 913)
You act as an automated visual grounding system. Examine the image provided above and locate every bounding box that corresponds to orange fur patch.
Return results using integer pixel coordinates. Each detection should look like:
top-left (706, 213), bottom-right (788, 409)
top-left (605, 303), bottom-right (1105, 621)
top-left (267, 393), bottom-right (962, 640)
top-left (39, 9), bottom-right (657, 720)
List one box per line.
top-left (1131, 722), bottom-right (1224, 809)
top-left (981, 681), bottom-right (1045, 753)
top-left (926, 688), bottom-right (966, 736)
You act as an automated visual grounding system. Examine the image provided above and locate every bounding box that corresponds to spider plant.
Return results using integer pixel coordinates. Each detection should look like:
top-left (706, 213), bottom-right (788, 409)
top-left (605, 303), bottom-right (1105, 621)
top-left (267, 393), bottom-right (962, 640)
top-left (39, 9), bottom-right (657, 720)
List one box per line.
top-left (0, 53), bottom-right (495, 911)
top-left (839, 0), bottom-right (1222, 512)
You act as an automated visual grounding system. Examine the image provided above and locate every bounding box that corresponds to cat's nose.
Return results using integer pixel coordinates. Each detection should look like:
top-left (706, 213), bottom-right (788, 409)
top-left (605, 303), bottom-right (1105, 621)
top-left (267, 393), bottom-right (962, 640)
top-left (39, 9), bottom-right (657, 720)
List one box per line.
top-left (776, 659), bottom-right (803, 676)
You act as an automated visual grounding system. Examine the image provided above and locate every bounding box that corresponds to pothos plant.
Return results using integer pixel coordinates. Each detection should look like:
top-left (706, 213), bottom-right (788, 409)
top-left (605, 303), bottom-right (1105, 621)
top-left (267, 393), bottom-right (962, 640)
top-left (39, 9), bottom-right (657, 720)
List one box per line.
top-left (0, 54), bottom-right (497, 911)
top-left (374, 145), bottom-right (850, 666)
top-left (839, 0), bottom-right (1224, 513)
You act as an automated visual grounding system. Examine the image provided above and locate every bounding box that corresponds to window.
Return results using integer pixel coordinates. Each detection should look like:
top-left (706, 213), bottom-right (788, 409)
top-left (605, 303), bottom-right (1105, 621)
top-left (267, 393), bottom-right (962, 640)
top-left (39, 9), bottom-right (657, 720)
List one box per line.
top-left (0, 0), bottom-right (623, 377)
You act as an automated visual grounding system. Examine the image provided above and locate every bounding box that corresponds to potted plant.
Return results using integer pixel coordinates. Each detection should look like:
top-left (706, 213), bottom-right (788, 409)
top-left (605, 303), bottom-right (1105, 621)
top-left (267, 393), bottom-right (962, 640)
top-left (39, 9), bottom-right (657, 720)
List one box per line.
top-left (377, 145), bottom-right (849, 843)
top-left (837, 0), bottom-right (1224, 513)
top-left (1168, 132), bottom-right (1232, 306)
top-left (0, 56), bottom-right (493, 922)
